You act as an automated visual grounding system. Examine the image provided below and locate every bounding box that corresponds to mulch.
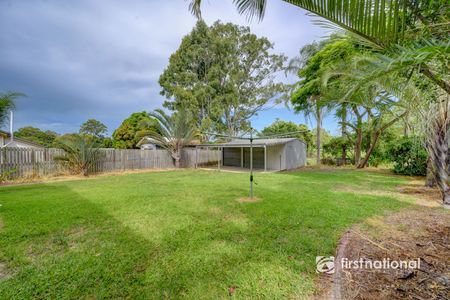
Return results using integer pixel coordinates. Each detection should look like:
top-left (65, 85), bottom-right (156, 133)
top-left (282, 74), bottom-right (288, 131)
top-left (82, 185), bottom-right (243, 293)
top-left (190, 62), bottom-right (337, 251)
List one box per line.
top-left (331, 208), bottom-right (450, 299)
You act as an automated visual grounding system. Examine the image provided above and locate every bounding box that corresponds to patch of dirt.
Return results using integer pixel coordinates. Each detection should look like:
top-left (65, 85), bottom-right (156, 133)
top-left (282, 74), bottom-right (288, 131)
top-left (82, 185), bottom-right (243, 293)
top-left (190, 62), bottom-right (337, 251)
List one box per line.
top-left (0, 168), bottom-right (178, 187)
top-left (329, 208), bottom-right (450, 300)
top-left (0, 262), bottom-right (14, 280)
top-left (236, 197), bottom-right (261, 203)
top-left (334, 180), bottom-right (442, 208)
top-left (396, 183), bottom-right (442, 207)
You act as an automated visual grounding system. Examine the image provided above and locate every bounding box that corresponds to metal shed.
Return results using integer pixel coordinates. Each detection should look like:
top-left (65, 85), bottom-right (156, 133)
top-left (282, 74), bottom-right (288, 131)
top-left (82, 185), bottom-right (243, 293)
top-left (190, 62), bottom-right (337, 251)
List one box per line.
top-left (196, 138), bottom-right (307, 171)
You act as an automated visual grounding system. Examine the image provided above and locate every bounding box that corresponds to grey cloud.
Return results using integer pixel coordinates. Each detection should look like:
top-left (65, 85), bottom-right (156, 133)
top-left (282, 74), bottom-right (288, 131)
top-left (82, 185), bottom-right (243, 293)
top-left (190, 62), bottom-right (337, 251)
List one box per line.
top-left (0, 0), bottom-right (327, 134)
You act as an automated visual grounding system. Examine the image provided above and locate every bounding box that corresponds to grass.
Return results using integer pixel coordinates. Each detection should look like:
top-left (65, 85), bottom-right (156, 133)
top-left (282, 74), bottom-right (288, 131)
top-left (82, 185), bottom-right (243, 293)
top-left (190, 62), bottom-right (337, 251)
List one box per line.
top-left (0, 169), bottom-right (412, 299)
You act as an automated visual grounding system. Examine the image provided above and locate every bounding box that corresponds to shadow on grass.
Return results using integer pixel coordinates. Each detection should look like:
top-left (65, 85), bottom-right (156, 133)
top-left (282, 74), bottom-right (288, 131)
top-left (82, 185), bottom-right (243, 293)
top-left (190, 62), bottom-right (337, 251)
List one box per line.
top-left (0, 184), bottom-right (157, 299)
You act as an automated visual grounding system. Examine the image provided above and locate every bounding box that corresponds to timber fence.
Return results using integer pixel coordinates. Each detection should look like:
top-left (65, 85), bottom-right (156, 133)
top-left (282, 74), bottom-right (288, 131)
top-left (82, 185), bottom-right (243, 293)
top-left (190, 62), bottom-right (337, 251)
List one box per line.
top-left (0, 147), bottom-right (219, 180)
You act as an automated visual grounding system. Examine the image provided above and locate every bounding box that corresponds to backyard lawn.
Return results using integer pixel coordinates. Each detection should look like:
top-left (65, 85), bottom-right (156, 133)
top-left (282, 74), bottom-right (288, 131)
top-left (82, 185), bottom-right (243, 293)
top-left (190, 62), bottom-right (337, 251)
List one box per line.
top-left (0, 169), bottom-right (413, 299)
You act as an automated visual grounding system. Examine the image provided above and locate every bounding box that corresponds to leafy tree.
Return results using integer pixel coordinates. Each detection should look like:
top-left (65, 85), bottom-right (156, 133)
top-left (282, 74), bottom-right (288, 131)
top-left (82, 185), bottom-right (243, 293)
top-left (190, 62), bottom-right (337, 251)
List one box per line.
top-left (14, 126), bottom-right (58, 148)
top-left (259, 119), bottom-right (313, 151)
top-left (290, 40), bottom-right (339, 165)
top-left (0, 92), bottom-right (24, 128)
top-left (80, 119), bottom-right (107, 138)
top-left (159, 20), bottom-right (286, 137)
top-left (146, 109), bottom-right (196, 168)
top-left (387, 136), bottom-right (428, 176)
top-left (112, 112), bottom-right (158, 149)
top-left (54, 134), bottom-right (103, 176)
top-left (323, 136), bottom-right (353, 163)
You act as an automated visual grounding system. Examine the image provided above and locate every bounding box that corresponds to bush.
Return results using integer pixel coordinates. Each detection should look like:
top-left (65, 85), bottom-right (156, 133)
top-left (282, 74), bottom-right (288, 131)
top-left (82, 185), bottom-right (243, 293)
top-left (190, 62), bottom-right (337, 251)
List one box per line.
top-left (387, 136), bottom-right (427, 176)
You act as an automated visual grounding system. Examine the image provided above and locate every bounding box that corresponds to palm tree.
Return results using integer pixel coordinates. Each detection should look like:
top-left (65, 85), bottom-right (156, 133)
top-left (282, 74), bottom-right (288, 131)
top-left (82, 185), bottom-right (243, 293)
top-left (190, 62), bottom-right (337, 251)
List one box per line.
top-left (0, 92), bottom-right (24, 127)
top-left (146, 109), bottom-right (196, 168)
top-left (190, 0), bottom-right (449, 94)
top-left (420, 93), bottom-right (450, 207)
top-left (54, 134), bottom-right (103, 176)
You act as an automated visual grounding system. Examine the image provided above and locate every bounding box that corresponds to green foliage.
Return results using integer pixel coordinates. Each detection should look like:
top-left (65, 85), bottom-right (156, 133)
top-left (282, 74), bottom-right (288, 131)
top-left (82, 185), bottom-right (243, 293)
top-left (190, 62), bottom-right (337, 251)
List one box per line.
top-left (112, 112), bottom-right (158, 149)
top-left (54, 134), bottom-right (103, 176)
top-left (159, 20), bottom-right (286, 136)
top-left (14, 126), bottom-right (59, 148)
top-left (291, 38), bottom-right (356, 109)
top-left (80, 119), bottom-right (107, 138)
top-left (387, 136), bottom-right (428, 176)
top-left (259, 119), bottom-right (313, 150)
top-left (323, 136), bottom-right (353, 158)
top-left (101, 137), bottom-right (113, 148)
top-left (0, 92), bottom-right (24, 127)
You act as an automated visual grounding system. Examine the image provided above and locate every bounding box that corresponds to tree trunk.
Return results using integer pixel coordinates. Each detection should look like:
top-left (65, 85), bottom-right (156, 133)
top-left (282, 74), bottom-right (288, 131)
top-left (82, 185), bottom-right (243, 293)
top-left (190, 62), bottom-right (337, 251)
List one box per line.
top-left (352, 106), bottom-right (363, 167)
top-left (357, 112), bottom-right (407, 169)
top-left (355, 128), bottom-right (362, 166)
top-left (82, 166), bottom-right (89, 176)
top-left (341, 104), bottom-right (347, 165)
top-left (357, 132), bottom-right (380, 168)
top-left (173, 149), bottom-right (181, 168)
top-left (175, 157), bottom-right (181, 168)
top-left (427, 129), bottom-right (450, 207)
top-left (316, 110), bottom-right (321, 166)
top-left (425, 158), bottom-right (436, 187)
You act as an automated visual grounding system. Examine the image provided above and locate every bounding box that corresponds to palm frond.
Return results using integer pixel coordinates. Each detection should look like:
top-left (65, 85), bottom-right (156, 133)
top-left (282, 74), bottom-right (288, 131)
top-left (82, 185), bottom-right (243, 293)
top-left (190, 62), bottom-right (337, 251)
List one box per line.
top-left (190, 0), bottom-right (448, 47)
top-left (0, 92), bottom-right (25, 127)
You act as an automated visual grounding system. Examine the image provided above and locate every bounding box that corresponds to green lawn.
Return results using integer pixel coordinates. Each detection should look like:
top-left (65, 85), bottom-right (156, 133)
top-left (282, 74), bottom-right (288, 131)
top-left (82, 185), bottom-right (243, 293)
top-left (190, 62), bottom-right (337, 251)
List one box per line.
top-left (0, 169), bottom-right (412, 299)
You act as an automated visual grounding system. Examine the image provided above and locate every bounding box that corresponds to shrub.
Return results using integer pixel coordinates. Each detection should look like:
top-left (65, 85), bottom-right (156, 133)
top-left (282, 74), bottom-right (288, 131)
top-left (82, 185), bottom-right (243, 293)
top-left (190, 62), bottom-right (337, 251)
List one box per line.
top-left (387, 136), bottom-right (427, 176)
top-left (54, 135), bottom-right (103, 176)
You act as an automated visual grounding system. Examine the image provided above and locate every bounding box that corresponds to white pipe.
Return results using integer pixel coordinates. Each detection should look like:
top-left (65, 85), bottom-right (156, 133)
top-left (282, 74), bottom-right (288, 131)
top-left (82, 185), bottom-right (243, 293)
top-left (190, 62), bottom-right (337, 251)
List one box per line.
top-left (10, 111), bottom-right (13, 141)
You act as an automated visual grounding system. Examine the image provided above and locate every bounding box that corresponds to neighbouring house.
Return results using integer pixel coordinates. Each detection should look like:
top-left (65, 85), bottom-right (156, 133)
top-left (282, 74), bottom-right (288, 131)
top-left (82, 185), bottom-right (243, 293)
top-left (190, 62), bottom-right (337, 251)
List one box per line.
top-left (137, 137), bottom-right (159, 150)
top-left (0, 130), bottom-right (43, 148)
top-left (196, 138), bottom-right (307, 171)
top-left (137, 137), bottom-right (201, 150)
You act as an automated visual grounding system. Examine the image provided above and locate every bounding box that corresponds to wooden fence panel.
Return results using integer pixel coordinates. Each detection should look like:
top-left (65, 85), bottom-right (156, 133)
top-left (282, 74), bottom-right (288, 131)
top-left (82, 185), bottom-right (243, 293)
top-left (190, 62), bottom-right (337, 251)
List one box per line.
top-left (0, 147), bottom-right (219, 180)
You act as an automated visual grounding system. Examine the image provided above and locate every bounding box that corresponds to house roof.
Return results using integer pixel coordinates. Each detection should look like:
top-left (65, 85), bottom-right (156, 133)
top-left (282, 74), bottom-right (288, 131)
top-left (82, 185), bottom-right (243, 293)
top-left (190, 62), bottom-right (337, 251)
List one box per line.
top-left (197, 138), bottom-right (305, 148)
top-left (0, 130), bottom-right (44, 148)
top-left (137, 136), bottom-right (201, 147)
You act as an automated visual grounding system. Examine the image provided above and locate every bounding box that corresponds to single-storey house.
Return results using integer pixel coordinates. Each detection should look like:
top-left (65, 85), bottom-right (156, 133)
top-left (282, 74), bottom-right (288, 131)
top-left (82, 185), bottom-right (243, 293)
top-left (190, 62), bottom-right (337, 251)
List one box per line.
top-left (137, 137), bottom-right (159, 150)
top-left (0, 130), bottom-right (43, 148)
top-left (196, 138), bottom-right (307, 171)
top-left (137, 137), bottom-right (201, 150)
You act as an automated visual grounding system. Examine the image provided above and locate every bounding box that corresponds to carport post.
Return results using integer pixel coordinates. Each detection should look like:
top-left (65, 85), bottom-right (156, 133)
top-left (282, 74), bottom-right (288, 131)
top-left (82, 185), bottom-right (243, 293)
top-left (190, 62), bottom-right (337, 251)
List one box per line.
top-left (218, 146), bottom-right (221, 171)
top-left (264, 145), bottom-right (267, 172)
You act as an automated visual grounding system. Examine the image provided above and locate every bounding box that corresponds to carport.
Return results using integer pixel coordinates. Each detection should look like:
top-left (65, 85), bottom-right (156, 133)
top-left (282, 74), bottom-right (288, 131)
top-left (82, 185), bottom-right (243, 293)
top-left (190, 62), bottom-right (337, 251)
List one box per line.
top-left (195, 138), bottom-right (306, 172)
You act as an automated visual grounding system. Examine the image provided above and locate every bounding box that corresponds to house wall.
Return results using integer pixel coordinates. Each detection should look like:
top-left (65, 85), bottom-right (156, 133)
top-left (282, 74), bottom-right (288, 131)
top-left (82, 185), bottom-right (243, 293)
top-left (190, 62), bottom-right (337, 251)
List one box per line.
top-left (266, 144), bottom-right (285, 171)
top-left (0, 136), bottom-right (4, 147)
top-left (284, 140), bottom-right (307, 170)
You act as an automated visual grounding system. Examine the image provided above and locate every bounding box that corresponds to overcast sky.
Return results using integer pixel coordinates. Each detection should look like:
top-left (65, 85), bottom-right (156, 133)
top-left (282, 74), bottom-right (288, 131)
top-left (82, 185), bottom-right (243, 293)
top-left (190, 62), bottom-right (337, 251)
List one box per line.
top-left (0, 0), bottom-right (338, 135)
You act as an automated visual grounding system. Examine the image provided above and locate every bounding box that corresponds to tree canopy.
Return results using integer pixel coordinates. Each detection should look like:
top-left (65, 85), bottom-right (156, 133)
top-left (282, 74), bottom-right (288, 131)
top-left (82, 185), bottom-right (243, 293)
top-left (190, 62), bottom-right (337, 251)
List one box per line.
top-left (14, 126), bottom-right (58, 148)
top-left (112, 112), bottom-right (158, 149)
top-left (159, 20), bottom-right (286, 138)
top-left (259, 119), bottom-right (313, 150)
top-left (80, 119), bottom-right (108, 139)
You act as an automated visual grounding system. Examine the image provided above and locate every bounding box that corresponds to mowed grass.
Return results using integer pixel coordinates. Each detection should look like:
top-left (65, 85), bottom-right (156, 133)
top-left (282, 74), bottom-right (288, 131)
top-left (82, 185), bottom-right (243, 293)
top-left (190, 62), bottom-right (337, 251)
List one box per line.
top-left (0, 169), bottom-right (411, 299)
